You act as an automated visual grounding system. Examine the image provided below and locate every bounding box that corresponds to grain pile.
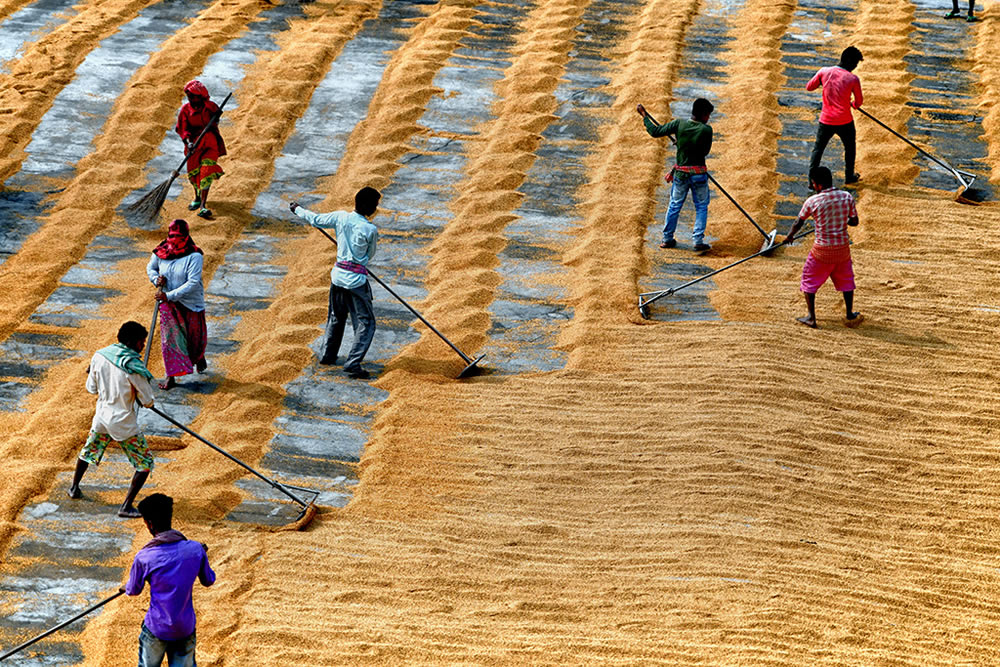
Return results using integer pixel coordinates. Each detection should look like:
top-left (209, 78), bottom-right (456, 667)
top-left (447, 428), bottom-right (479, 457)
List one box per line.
top-left (2, 0), bottom-right (1000, 663)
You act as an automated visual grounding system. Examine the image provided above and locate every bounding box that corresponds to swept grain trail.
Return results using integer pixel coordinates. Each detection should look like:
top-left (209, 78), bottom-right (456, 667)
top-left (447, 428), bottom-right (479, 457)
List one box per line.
top-left (708, 0), bottom-right (794, 252)
top-left (0, 0), bottom-right (155, 182)
top-left (560, 0), bottom-right (701, 364)
top-left (402, 0), bottom-right (588, 363)
top-left (973, 4), bottom-right (1000, 184)
top-left (0, 0), bottom-right (62, 25)
top-left (850, 0), bottom-right (916, 186)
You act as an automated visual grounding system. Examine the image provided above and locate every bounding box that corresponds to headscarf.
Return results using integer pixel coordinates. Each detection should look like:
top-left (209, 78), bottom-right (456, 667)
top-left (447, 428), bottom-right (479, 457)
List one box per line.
top-left (184, 79), bottom-right (210, 99)
top-left (97, 343), bottom-right (154, 381)
top-left (153, 219), bottom-right (202, 260)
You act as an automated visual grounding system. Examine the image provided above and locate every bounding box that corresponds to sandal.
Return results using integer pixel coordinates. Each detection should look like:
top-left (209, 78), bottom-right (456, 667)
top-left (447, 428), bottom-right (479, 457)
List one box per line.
top-left (197, 207), bottom-right (212, 219)
top-left (188, 200), bottom-right (201, 211)
top-left (944, 9), bottom-right (961, 17)
top-left (966, 14), bottom-right (978, 21)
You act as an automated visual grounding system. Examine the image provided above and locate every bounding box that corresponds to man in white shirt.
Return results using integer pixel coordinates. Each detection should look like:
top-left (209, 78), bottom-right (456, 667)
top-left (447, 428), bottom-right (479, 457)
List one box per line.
top-left (68, 321), bottom-right (156, 518)
top-left (289, 187), bottom-right (380, 379)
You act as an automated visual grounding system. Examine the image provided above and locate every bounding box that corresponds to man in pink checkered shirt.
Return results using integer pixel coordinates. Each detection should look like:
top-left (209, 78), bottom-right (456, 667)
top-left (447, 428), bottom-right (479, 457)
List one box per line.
top-left (785, 166), bottom-right (863, 329)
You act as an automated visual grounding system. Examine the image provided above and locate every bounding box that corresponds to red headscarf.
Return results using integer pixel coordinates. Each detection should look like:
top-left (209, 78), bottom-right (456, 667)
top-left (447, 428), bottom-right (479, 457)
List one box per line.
top-left (154, 219), bottom-right (203, 260)
top-left (184, 80), bottom-right (210, 99)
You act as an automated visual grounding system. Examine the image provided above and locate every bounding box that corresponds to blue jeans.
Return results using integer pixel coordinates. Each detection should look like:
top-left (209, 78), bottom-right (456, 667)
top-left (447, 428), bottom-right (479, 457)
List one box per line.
top-left (663, 170), bottom-right (710, 245)
top-left (138, 624), bottom-right (196, 667)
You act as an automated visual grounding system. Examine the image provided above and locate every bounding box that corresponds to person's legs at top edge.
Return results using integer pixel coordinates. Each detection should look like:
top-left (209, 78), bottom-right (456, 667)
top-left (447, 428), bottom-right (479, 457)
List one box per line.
top-left (320, 283), bottom-right (349, 365)
top-left (661, 174), bottom-right (690, 248)
top-left (690, 172), bottom-right (710, 249)
top-left (841, 290), bottom-right (864, 327)
top-left (120, 471), bottom-right (150, 518)
top-left (946, 0), bottom-right (976, 19)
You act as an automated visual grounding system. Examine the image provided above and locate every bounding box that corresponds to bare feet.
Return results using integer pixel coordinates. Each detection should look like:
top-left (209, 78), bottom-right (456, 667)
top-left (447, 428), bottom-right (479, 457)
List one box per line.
top-left (158, 376), bottom-right (176, 390)
top-left (195, 359), bottom-right (207, 373)
top-left (844, 312), bottom-right (864, 328)
top-left (118, 506), bottom-right (142, 519)
top-left (67, 486), bottom-right (82, 500)
top-left (796, 315), bottom-right (818, 329)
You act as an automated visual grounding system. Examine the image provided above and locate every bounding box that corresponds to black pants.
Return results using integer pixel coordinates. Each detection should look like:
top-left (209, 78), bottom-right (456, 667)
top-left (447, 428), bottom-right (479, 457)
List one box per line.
top-left (809, 121), bottom-right (856, 181)
top-left (951, 0), bottom-right (974, 13)
top-left (321, 282), bottom-right (375, 371)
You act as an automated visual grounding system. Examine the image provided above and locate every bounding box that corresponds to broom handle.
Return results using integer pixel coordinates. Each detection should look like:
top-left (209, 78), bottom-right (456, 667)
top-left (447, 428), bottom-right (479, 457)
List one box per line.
top-left (171, 92), bottom-right (233, 176)
top-left (143, 303), bottom-right (159, 366)
top-left (0, 591), bottom-right (124, 660)
top-left (148, 406), bottom-right (309, 509)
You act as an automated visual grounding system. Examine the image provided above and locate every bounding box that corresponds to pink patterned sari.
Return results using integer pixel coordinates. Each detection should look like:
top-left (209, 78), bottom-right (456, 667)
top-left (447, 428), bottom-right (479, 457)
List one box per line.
top-left (158, 302), bottom-right (206, 377)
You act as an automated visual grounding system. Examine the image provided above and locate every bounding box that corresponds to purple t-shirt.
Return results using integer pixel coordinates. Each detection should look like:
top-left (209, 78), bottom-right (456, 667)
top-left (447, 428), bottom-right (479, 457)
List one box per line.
top-left (125, 537), bottom-right (216, 640)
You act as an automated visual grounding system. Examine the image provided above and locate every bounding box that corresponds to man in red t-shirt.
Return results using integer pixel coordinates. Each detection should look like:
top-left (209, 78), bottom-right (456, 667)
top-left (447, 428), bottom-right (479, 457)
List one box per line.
top-left (785, 166), bottom-right (863, 329)
top-left (807, 47), bottom-right (864, 185)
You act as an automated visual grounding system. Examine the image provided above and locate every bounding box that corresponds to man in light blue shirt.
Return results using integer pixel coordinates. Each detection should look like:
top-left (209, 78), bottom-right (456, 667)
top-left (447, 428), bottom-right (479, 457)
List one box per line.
top-left (289, 187), bottom-right (380, 378)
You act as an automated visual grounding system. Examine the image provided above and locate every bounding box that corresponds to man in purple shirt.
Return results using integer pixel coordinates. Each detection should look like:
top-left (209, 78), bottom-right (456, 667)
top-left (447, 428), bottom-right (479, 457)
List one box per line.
top-left (122, 493), bottom-right (215, 666)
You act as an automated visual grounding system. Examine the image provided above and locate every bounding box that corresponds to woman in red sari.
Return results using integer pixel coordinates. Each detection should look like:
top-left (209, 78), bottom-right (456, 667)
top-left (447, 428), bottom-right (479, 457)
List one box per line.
top-left (176, 80), bottom-right (226, 219)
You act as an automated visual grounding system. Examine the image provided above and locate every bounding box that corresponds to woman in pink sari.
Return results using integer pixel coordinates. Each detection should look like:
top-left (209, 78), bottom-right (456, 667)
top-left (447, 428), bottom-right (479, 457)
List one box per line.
top-left (146, 219), bottom-right (208, 390)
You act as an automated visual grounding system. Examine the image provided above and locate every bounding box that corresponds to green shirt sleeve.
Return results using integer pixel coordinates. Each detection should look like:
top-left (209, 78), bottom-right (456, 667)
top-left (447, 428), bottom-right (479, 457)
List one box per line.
top-left (643, 116), bottom-right (680, 139)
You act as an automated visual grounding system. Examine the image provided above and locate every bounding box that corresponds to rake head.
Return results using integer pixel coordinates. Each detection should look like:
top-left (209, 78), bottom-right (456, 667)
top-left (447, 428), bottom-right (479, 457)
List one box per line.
top-left (458, 354), bottom-right (486, 378)
top-left (638, 297), bottom-right (650, 320)
top-left (275, 483), bottom-right (321, 531)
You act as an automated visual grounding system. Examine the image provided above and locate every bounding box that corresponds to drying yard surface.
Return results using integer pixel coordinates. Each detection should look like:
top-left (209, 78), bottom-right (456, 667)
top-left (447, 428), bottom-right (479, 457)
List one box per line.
top-left (2, 0), bottom-right (1000, 663)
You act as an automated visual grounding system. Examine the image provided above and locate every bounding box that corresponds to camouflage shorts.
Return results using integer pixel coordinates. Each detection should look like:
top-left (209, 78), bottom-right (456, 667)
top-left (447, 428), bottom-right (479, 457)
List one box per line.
top-left (79, 431), bottom-right (154, 472)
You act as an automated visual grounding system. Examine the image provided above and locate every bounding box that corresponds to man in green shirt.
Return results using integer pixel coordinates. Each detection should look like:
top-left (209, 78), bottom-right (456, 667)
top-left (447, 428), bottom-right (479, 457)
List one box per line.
top-left (637, 98), bottom-right (714, 251)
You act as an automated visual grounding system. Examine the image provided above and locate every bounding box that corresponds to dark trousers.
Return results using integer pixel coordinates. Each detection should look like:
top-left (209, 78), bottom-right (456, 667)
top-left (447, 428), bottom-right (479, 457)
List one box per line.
top-left (809, 121), bottom-right (856, 181)
top-left (321, 282), bottom-right (375, 371)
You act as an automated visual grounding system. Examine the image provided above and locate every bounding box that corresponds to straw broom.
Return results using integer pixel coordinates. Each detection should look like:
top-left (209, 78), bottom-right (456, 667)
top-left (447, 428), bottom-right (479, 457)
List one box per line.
top-left (125, 92), bottom-right (233, 226)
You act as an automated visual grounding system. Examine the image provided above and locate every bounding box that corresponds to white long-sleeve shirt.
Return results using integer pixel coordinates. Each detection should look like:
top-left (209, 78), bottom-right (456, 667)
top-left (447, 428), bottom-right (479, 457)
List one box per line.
top-left (146, 253), bottom-right (205, 312)
top-left (294, 207), bottom-right (377, 290)
top-left (87, 352), bottom-right (155, 441)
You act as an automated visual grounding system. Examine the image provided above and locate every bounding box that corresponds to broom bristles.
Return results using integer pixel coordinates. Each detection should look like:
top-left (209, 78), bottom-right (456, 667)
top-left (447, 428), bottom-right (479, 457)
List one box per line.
top-left (124, 176), bottom-right (174, 226)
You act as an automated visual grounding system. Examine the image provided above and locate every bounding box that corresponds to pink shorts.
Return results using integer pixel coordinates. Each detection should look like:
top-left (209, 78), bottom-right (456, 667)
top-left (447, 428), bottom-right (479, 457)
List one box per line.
top-left (800, 254), bottom-right (855, 293)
